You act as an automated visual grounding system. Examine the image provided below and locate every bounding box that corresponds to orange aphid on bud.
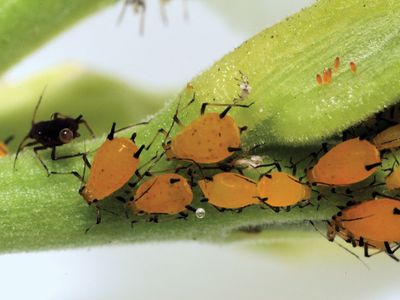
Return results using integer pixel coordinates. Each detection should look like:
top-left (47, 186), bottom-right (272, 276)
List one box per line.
top-left (350, 61), bottom-right (357, 73)
top-left (316, 74), bottom-right (322, 85)
top-left (334, 57), bottom-right (340, 72)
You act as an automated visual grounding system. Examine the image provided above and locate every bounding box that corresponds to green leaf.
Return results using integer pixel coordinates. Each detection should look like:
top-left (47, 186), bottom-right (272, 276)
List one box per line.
top-left (0, 0), bottom-right (114, 74)
top-left (1, 0), bottom-right (400, 253)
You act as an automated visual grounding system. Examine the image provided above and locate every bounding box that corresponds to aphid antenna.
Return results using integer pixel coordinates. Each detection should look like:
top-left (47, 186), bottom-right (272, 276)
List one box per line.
top-left (32, 85), bottom-right (48, 126)
top-left (114, 120), bottom-right (150, 135)
top-left (308, 220), bottom-right (369, 269)
top-left (200, 102), bottom-right (254, 118)
top-left (372, 191), bottom-right (400, 201)
top-left (13, 134), bottom-right (32, 171)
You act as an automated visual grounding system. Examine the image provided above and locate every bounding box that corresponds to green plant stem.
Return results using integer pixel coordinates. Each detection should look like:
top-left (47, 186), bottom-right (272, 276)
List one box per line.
top-left (1, 0), bottom-right (400, 253)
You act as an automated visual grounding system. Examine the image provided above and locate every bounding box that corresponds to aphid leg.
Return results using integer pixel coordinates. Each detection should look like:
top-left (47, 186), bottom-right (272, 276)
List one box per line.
top-left (85, 205), bottom-right (102, 234)
top-left (371, 191), bottom-right (400, 200)
top-left (146, 128), bottom-right (169, 150)
top-left (200, 198), bottom-right (209, 203)
top-left (114, 120), bottom-right (150, 135)
top-left (200, 102), bottom-right (254, 117)
top-left (33, 145), bottom-right (52, 175)
top-left (117, 0), bottom-right (130, 25)
top-left (178, 212), bottom-right (189, 220)
top-left (309, 221), bottom-right (369, 269)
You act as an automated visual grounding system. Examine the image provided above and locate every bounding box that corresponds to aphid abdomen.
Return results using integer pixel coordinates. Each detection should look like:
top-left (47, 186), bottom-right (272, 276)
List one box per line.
top-left (84, 138), bottom-right (139, 203)
top-left (133, 174), bottom-right (193, 214)
top-left (308, 138), bottom-right (380, 186)
top-left (198, 172), bottom-right (259, 209)
top-left (258, 172), bottom-right (311, 207)
top-left (169, 113), bottom-right (241, 164)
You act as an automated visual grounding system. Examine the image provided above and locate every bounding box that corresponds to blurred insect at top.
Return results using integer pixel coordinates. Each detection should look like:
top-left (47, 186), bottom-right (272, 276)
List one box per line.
top-left (14, 87), bottom-right (95, 169)
top-left (117, 0), bottom-right (189, 35)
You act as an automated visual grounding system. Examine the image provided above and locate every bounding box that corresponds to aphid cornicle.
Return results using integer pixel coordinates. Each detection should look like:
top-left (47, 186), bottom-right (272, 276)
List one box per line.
top-left (131, 173), bottom-right (195, 222)
top-left (307, 138), bottom-right (381, 186)
top-left (257, 172), bottom-right (311, 210)
top-left (14, 88), bottom-right (95, 175)
top-left (154, 93), bottom-right (252, 165)
top-left (198, 172), bottom-right (259, 211)
top-left (327, 198), bottom-right (400, 260)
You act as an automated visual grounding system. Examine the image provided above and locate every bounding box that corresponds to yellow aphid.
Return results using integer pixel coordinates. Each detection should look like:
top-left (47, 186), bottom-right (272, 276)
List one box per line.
top-left (198, 172), bottom-right (259, 209)
top-left (166, 113), bottom-right (241, 164)
top-left (257, 172), bottom-right (311, 208)
top-left (132, 173), bottom-right (193, 215)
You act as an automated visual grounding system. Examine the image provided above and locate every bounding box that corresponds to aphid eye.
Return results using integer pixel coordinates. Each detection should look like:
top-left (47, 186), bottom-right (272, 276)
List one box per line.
top-left (59, 128), bottom-right (74, 144)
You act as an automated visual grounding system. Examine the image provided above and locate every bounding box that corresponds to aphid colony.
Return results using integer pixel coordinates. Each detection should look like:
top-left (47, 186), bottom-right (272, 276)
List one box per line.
top-left (7, 62), bottom-right (400, 263)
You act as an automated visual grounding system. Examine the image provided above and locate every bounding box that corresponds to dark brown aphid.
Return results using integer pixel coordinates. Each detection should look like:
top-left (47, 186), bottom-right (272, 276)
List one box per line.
top-left (14, 88), bottom-right (95, 175)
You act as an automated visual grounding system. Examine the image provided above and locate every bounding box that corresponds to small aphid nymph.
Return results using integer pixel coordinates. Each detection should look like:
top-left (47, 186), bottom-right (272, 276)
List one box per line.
top-left (350, 61), bottom-right (357, 73)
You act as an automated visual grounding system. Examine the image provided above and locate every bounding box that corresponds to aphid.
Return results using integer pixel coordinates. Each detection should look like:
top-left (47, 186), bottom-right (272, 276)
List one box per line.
top-left (322, 68), bottom-right (332, 84)
top-left (350, 61), bottom-right (357, 73)
top-left (150, 93), bottom-right (252, 164)
top-left (307, 138), bottom-right (381, 186)
top-left (372, 124), bottom-right (400, 151)
top-left (316, 74), bottom-right (323, 85)
top-left (198, 172), bottom-right (259, 211)
top-left (234, 71), bottom-right (252, 102)
top-left (257, 172), bottom-right (311, 210)
top-left (14, 88), bottom-right (95, 175)
top-left (327, 198), bottom-right (400, 260)
top-left (0, 136), bottom-right (14, 157)
top-left (130, 173), bottom-right (194, 222)
top-left (334, 57), bottom-right (340, 72)
top-left (118, 0), bottom-right (146, 35)
top-left (80, 122), bottom-right (145, 205)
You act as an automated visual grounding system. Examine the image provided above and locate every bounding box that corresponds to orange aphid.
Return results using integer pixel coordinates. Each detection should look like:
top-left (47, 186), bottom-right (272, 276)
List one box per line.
top-left (327, 198), bottom-right (400, 259)
top-left (0, 143), bottom-right (8, 157)
top-left (350, 61), bottom-right (357, 73)
top-left (80, 122), bottom-right (143, 204)
top-left (322, 68), bottom-right (332, 84)
top-left (166, 112), bottom-right (242, 164)
top-left (257, 172), bottom-right (311, 208)
top-left (372, 124), bottom-right (400, 151)
top-left (186, 82), bottom-right (194, 90)
top-left (334, 57), bottom-right (340, 72)
top-left (316, 74), bottom-right (323, 85)
top-left (198, 172), bottom-right (259, 209)
top-left (131, 173), bottom-right (193, 215)
top-left (308, 138), bottom-right (381, 186)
